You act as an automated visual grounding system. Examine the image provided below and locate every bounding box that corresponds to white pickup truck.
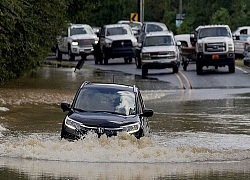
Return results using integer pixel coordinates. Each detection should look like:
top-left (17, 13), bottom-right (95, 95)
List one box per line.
top-left (56, 24), bottom-right (98, 61)
top-left (192, 25), bottom-right (235, 75)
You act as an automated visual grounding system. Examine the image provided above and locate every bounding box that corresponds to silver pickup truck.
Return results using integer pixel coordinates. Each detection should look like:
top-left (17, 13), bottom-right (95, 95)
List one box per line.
top-left (56, 24), bottom-right (98, 61)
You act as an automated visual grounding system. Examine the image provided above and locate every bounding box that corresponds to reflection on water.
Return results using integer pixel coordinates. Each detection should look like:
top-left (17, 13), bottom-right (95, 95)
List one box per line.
top-left (1, 67), bottom-right (250, 179)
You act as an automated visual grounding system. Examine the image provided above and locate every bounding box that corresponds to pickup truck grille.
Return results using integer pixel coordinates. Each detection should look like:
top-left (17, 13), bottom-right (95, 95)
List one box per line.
top-left (150, 52), bottom-right (175, 59)
top-left (112, 40), bottom-right (133, 48)
top-left (78, 39), bottom-right (95, 46)
top-left (205, 42), bottom-right (226, 52)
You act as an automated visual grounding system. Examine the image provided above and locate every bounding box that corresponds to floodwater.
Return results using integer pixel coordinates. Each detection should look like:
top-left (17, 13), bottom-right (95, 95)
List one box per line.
top-left (1, 65), bottom-right (250, 179)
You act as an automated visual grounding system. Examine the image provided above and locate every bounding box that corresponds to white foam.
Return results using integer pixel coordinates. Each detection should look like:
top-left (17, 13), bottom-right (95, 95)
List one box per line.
top-left (0, 107), bottom-right (9, 111)
top-left (0, 132), bottom-right (250, 163)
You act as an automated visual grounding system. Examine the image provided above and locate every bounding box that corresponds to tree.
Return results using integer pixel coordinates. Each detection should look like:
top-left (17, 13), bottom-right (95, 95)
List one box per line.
top-left (0, 0), bottom-right (69, 84)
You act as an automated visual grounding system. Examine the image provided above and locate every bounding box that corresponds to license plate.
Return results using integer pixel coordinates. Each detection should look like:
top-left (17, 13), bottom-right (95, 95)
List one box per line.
top-left (212, 55), bottom-right (219, 59)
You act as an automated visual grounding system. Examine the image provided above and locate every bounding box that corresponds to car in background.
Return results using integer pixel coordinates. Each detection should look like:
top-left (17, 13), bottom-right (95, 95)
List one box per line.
top-left (232, 26), bottom-right (250, 36)
top-left (174, 34), bottom-right (193, 47)
top-left (117, 20), bottom-right (142, 40)
top-left (234, 34), bottom-right (250, 58)
top-left (135, 31), bottom-right (181, 76)
top-left (92, 26), bottom-right (101, 35)
top-left (96, 24), bottom-right (137, 64)
top-left (60, 81), bottom-right (154, 140)
top-left (56, 24), bottom-right (98, 61)
top-left (138, 22), bottom-right (168, 43)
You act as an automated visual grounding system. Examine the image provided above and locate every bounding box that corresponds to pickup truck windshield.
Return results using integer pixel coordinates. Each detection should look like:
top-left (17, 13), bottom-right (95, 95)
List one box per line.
top-left (70, 27), bottom-right (94, 36)
top-left (106, 27), bottom-right (132, 36)
top-left (199, 27), bottom-right (230, 39)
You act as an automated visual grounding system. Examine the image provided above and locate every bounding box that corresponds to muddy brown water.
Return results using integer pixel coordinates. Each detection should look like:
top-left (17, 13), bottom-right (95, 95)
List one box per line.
top-left (0, 66), bottom-right (250, 179)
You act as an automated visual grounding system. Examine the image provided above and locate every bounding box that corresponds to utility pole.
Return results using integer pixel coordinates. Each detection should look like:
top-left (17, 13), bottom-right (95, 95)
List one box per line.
top-left (179, 0), bottom-right (182, 14)
top-left (137, 0), bottom-right (144, 22)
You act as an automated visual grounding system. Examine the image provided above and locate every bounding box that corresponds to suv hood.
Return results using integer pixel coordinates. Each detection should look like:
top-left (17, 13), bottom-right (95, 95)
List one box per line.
top-left (68, 111), bottom-right (138, 128)
top-left (142, 46), bottom-right (177, 53)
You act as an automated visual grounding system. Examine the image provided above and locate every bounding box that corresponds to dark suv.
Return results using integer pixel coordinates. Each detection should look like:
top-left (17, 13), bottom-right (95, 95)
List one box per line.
top-left (60, 81), bottom-right (154, 140)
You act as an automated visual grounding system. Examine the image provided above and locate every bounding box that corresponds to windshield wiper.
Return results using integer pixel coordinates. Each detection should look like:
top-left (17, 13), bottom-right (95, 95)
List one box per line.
top-left (73, 108), bottom-right (87, 112)
top-left (90, 110), bottom-right (126, 116)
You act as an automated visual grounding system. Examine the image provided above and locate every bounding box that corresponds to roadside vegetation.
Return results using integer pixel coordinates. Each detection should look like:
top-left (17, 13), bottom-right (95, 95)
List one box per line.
top-left (1, 0), bottom-right (250, 84)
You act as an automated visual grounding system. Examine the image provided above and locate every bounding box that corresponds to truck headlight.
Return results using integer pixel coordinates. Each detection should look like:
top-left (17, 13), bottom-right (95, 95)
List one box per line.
top-left (122, 123), bottom-right (140, 134)
top-left (142, 53), bottom-right (151, 60)
top-left (132, 41), bottom-right (138, 47)
top-left (72, 41), bottom-right (79, 46)
top-left (105, 39), bottom-right (112, 48)
top-left (197, 43), bottom-right (203, 52)
top-left (228, 43), bottom-right (234, 51)
top-left (105, 43), bottom-right (112, 48)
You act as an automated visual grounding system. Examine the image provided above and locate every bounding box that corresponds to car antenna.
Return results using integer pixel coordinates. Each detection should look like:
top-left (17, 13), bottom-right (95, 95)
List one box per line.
top-left (113, 75), bottom-right (115, 83)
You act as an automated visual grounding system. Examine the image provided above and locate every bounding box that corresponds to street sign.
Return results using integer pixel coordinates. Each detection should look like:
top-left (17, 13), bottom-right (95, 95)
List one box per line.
top-left (130, 13), bottom-right (138, 22)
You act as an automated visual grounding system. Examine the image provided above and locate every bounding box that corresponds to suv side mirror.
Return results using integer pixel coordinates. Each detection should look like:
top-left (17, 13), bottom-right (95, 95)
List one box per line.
top-left (61, 103), bottom-right (70, 112)
top-left (142, 109), bottom-right (154, 117)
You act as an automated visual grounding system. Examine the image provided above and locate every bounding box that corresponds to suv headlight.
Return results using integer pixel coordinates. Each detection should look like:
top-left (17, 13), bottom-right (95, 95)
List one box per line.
top-left (122, 123), bottom-right (140, 134)
top-left (65, 116), bottom-right (81, 130)
top-left (197, 43), bottom-right (203, 52)
top-left (72, 41), bottom-right (79, 46)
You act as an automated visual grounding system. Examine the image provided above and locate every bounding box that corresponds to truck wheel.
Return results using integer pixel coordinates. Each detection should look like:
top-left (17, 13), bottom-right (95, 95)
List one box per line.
top-left (228, 63), bottom-right (235, 73)
top-left (68, 48), bottom-right (75, 61)
top-left (135, 56), bottom-right (141, 68)
top-left (124, 58), bottom-right (129, 63)
top-left (56, 47), bottom-right (62, 60)
top-left (142, 66), bottom-right (148, 77)
top-left (104, 57), bottom-right (108, 65)
top-left (173, 66), bottom-right (179, 73)
top-left (196, 62), bottom-right (203, 75)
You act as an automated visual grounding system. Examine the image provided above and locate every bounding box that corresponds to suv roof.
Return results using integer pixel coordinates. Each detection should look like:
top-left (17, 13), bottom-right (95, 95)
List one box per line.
top-left (80, 81), bottom-right (137, 93)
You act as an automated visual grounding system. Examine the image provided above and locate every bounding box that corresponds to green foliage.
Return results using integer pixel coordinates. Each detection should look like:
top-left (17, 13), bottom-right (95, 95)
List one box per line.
top-left (0, 0), bottom-right (69, 84)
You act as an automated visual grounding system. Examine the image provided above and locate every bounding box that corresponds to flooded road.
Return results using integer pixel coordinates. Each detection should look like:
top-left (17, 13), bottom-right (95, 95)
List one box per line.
top-left (1, 65), bottom-right (250, 179)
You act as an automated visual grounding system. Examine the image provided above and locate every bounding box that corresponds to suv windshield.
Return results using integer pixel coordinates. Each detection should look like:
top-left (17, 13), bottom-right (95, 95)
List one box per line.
top-left (106, 26), bottom-right (132, 36)
top-left (74, 87), bottom-right (136, 116)
top-left (70, 27), bottom-right (94, 36)
top-left (144, 35), bottom-right (174, 47)
top-left (199, 27), bottom-right (230, 39)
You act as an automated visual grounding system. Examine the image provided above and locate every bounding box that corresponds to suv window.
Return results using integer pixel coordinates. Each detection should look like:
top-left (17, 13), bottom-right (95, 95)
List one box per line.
top-left (74, 87), bottom-right (136, 115)
top-left (144, 35), bottom-right (174, 47)
top-left (70, 27), bottom-right (94, 36)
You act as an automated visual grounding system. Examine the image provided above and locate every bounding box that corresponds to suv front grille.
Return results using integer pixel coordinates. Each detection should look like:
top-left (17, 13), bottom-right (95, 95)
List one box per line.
top-left (205, 42), bottom-right (226, 52)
